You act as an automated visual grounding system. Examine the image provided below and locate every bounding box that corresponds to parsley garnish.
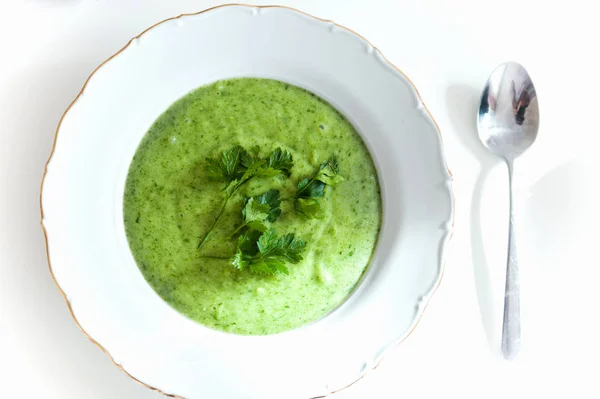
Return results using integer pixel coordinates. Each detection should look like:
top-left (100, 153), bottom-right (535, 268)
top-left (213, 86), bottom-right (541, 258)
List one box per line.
top-left (198, 147), bottom-right (292, 249)
top-left (232, 229), bottom-right (306, 275)
top-left (199, 147), bottom-right (342, 276)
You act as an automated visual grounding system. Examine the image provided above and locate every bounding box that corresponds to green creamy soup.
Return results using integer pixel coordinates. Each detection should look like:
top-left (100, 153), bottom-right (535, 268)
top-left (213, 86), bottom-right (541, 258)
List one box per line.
top-left (124, 78), bottom-right (381, 335)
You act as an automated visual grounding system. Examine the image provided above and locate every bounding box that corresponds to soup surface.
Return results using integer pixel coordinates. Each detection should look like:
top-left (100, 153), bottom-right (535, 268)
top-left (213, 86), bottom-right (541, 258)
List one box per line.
top-left (124, 78), bottom-right (381, 334)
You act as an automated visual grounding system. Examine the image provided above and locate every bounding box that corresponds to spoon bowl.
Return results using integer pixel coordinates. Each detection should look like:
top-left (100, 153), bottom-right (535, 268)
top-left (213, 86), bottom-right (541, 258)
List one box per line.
top-left (477, 61), bottom-right (539, 360)
top-left (478, 62), bottom-right (539, 160)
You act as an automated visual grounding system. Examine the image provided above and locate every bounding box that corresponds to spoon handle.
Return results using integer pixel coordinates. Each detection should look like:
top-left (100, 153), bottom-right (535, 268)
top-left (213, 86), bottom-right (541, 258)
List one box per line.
top-left (502, 160), bottom-right (520, 360)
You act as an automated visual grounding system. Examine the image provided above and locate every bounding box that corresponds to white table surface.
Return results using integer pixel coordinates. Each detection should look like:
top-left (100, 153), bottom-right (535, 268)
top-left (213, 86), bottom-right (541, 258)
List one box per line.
top-left (1, 1), bottom-right (599, 398)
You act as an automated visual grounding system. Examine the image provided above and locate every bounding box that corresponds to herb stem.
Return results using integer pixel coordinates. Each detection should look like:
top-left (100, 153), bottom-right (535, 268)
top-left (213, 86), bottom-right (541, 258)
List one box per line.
top-left (234, 176), bottom-right (252, 192)
top-left (198, 176), bottom-right (255, 249)
top-left (228, 223), bottom-right (246, 239)
top-left (197, 195), bottom-right (230, 250)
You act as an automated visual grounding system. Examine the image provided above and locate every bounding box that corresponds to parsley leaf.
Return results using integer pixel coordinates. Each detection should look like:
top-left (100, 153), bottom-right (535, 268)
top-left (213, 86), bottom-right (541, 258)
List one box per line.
top-left (294, 197), bottom-right (323, 219)
top-left (231, 230), bottom-right (261, 270)
top-left (240, 145), bottom-right (261, 168)
top-left (256, 189), bottom-right (283, 222)
top-left (266, 148), bottom-right (294, 176)
top-left (296, 178), bottom-right (325, 199)
top-left (238, 229), bottom-right (262, 254)
top-left (238, 147), bottom-right (293, 184)
top-left (230, 229), bottom-right (306, 275)
top-left (294, 157), bottom-right (343, 218)
top-left (206, 146), bottom-right (248, 183)
top-left (257, 229), bottom-right (305, 263)
top-left (239, 158), bottom-right (266, 184)
top-left (232, 189), bottom-right (282, 234)
top-left (241, 198), bottom-right (270, 231)
top-left (314, 158), bottom-right (344, 186)
top-left (239, 146), bottom-right (266, 181)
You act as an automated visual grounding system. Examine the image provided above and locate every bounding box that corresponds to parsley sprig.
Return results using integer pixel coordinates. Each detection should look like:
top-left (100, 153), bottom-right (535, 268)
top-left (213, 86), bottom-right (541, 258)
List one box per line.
top-left (294, 158), bottom-right (344, 219)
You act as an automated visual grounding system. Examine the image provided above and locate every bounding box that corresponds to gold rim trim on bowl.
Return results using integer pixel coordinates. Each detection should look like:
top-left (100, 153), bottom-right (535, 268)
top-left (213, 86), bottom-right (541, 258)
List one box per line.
top-left (39, 4), bottom-right (455, 398)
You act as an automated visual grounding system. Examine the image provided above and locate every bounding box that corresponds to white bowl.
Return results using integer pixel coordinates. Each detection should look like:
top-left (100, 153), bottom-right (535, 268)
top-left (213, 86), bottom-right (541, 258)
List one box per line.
top-left (41, 5), bottom-right (453, 399)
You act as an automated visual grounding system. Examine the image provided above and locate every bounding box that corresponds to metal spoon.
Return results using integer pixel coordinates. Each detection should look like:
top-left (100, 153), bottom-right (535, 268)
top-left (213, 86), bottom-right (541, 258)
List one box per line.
top-left (477, 62), bottom-right (539, 360)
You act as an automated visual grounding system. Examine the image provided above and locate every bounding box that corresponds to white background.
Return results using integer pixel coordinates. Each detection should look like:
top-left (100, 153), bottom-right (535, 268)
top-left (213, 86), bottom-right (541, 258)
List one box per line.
top-left (1, 1), bottom-right (599, 398)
